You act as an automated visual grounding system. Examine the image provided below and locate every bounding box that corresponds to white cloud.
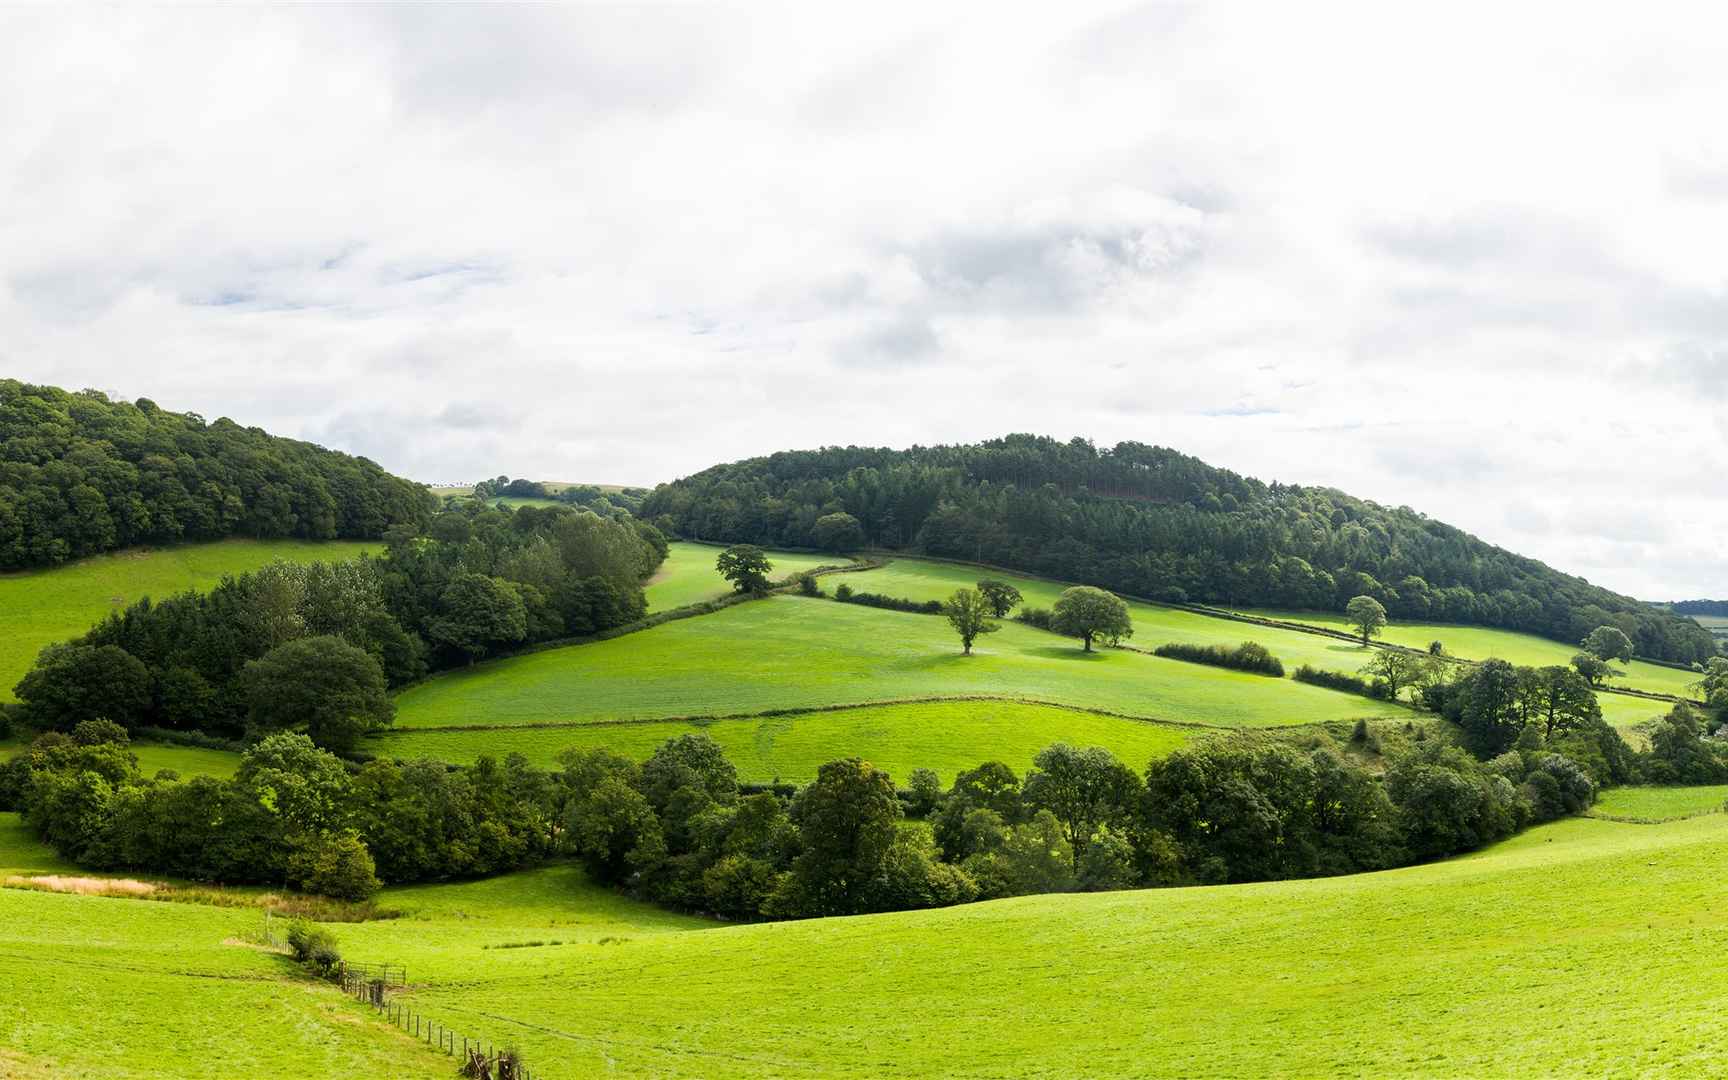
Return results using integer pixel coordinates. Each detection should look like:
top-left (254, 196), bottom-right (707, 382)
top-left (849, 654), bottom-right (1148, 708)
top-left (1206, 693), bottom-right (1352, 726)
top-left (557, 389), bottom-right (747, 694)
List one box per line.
top-left (4, 2), bottom-right (1728, 598)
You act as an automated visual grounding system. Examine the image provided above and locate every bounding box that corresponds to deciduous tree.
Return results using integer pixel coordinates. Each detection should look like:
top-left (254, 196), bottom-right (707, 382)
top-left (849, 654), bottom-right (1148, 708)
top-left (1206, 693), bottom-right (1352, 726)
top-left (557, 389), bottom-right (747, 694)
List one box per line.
top-left (1345, 595), bottom-right (1388, 646)
top-left (1051, 586), bottom-right (1132, 652)
top-left (942, 587), bottom-right (999, 655)
top-left (716, 544), bottom-right (773, 594)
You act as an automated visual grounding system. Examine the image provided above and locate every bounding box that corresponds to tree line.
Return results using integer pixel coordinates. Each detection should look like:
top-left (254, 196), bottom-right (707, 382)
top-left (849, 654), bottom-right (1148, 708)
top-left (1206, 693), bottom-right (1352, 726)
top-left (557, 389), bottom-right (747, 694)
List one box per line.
top-left (9, 503), bottom-right (666, 749)
top-left (640, 435), bottom-right (1716, 664)
top-left (0, 380), bottom-right (432, 569)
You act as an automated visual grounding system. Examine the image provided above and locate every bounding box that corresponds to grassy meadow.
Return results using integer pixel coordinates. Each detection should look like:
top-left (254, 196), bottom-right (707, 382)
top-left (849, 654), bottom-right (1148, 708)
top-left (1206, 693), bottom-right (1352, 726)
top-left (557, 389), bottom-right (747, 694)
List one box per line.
top-left (1236, 606), bottom-right (1702, 699)
top-left (0, 740), bottom-right (241, 781)
top-left (368, 699), bottom-right (1197, 783)
top-left (391, 596), bottom-right (1411, 733)
top-left (645, 541), bottom-right (843, 612)
top-left (301, 813), bottom-right (1728, 1077)
top-left (0, 538), bottom-right (381, 701)
top-left (853, 556), bottom-right (1415, 675)
top-left (1592, 784), bottom-right (1728, 820)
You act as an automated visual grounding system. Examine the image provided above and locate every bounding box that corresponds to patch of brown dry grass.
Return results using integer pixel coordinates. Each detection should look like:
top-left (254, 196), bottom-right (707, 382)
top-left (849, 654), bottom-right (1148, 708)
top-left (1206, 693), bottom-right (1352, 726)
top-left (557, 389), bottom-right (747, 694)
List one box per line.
top-left (3, 874), bottom-right (158, 897)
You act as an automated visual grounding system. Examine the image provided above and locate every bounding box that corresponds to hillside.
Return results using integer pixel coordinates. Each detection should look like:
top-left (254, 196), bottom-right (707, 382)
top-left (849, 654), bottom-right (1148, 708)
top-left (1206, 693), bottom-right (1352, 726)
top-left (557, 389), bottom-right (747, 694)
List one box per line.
top-left (12, 805), bottom-right (1728, 1076)
top-left (0, 538), bottom-right (381, 699)
top-left (0, 380), bottom-right (431, 570)
top-left (642, 436), bottom-right (1718, 664)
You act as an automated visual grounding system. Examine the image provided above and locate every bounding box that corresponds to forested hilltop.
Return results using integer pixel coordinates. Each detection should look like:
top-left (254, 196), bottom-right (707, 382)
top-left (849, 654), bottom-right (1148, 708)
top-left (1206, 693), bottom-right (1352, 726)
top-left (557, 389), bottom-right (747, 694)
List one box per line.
top-left (0, 380), bottom-right (432, 569)
top-left (642, 435), bottom-right (1717, 664)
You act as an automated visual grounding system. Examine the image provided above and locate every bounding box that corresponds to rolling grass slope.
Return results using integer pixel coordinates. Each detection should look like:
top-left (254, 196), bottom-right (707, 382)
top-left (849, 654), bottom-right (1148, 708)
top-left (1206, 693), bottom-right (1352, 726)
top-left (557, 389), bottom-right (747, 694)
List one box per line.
top-left (645, 541), bottom-right (842, 612)
top-left (0, 538), bottom-right (381, 701)
top-left (853, 556), bottom-right (1404, 675)
top-left (1236, 606), bottom-right (1701, 698)
top-left (368, 700), bottom-right (1197, 783)
top-left (312, 812), bottom-right (1728, 1078)
top-left (392, 597), bottom-right (1410, 733)
top-left (1592, 784), bottom-right (1728, 820)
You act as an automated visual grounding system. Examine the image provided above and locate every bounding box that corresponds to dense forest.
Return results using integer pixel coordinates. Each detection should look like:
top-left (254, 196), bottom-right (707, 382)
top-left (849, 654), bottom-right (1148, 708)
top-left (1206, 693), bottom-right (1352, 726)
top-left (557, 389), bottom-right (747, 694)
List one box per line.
top-left (1671, 599), bottom-right (1728, 617)
top-left (0, 380), bottom-right (432, 569)
top-left (11, 503), bottom-right (666, 748)
top-left (641, 435), bottom-right (1718, 664)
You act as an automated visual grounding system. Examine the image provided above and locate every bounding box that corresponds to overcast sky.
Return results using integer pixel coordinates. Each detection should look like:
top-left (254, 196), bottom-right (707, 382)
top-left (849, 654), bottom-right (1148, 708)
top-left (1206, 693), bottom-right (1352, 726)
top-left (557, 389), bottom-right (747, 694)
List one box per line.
top-left (4, 4), bottom-right (1726, 599)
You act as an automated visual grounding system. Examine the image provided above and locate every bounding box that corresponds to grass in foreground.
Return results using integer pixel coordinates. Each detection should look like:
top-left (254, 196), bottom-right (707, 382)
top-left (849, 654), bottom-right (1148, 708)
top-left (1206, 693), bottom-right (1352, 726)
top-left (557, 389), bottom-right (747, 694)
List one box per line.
top-left (347, 813), bottom-right (1728, 1077)
top-left (645, 541), bottom-right (842, 612)
top-left (1591, 784), bottom-right (1728, 820)
top-left (369, 700), bottom-right (1197, 783)
top-left (0, 538), bottom-right (380, 701)
top-left (391, 597), bottom-right (1410, 733)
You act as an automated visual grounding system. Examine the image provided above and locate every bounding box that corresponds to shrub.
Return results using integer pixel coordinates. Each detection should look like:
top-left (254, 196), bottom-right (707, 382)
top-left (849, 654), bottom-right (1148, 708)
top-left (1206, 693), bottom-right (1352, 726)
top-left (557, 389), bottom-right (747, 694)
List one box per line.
top-left (286, 831), bottom-right (381, 902)
top-left (1015, 607), bottom-right (1056, 631)
top-left (835, 590), bottom-right (942, 615)
top-left (285, 919), bottom-right (342, 979)
top-left (71, 719), bottom-right (130, 747)
top-left (833, 583), bottom-right (854, 601)
top-left (1293, 665), bottom-right (1381, 697)
top-left (1152, 641), bottom-right (1284, 677)
top-left (797, 574), bottom-right (822, 597)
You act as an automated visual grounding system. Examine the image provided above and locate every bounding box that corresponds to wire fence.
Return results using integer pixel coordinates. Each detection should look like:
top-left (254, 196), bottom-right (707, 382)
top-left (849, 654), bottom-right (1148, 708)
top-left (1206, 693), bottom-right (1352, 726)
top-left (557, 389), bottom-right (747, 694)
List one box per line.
top-left (338, 962), bottom-right (538, 1080)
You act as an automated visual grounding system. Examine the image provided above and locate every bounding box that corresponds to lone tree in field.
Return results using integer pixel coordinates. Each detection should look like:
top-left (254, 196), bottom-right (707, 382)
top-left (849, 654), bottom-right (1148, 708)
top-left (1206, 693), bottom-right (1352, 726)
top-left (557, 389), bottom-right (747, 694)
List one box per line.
top-left (812, 512), bottom-right (865, 553)
top-left (1345, 595), bottom-right (1388, 646)
top-left (943, 587), bottom-right (999, 655)
top-left (1582, 625), bottom-right (1635, 664)
top-left (1052, 586), bottom-right (1132, 652)
top-left (1571, 652), bottom-right (1611, 687)
top-left (976, 580), bottom-right (1023, 618)
top-left (717, 544), bottom-right (773, 594)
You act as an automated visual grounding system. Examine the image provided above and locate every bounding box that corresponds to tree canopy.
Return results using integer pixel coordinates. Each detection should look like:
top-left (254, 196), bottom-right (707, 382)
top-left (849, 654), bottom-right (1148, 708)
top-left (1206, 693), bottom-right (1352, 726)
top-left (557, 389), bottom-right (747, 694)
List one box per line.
top-left (1052, 586), bottom-right (1132, 651)
top-left (0, 380), bottom-right (431, 569)
top-left (639, 434), bottom-right (1717, 663)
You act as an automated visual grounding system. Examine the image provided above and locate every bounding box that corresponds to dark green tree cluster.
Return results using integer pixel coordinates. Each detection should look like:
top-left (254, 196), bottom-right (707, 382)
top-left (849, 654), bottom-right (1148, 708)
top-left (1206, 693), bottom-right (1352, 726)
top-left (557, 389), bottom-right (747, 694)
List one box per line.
top-left (5, 722), bottom-right (1606, 916)
top-left (12, 503), bottom-right (664, 748)
top-left (641, 435), bottom-right (1716, 663)
top-left (0, 380), bottom-right (432, 569)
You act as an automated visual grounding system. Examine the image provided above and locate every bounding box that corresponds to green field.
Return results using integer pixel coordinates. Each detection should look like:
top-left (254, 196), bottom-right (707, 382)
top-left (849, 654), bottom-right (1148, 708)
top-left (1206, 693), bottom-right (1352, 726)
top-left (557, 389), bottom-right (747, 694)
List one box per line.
top-left (392, 597), bottom-right (1410, 733)
top-left (322, 812), bottom-right (1728, 1076)
top-left (1236, 606), bottom-right (1702, 699)
top-left (645, 541), bottom-right (844, 612)
top-left (0, 539), bottom-right (382, 702)
top-left (1592, 784), bottom-right (1728, 820)
top-left (854, 557), bottom-right (1422, 677)
top-left (0, 740), bottom-right (240, 781)
top-left (368, 700), bottom-right (1197, 783)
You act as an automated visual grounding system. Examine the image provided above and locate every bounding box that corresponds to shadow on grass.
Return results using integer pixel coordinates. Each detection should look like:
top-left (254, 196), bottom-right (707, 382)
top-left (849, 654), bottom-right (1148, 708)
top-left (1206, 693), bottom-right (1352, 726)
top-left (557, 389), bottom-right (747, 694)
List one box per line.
top-left (1023, 646), bottom-right (1110, 662)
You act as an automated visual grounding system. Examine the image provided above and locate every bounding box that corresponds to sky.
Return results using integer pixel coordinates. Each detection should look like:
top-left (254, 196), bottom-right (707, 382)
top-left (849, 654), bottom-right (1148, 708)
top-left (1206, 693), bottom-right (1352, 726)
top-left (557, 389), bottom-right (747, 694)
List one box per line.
top-left (3, 3), bottom-right (1726, 600)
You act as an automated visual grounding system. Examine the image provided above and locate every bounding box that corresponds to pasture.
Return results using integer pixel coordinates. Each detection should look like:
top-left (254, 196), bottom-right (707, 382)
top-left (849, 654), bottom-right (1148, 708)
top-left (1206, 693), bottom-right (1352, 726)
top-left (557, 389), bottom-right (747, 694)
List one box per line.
top-left (851, 556), bottom-right (1416, 677)
top-left (0, 538), bottom-right (381, 701)
top-left (1592, 784), bottom-right (1728, 820)
top-left (1235, 607), bottom-right (1702, 699)
top-left (0, 740), bottom-right (240, 781)
top-left (367, 699), bottom-right (1197, 783)
top-left (324, 813), bottom-right (1728, 1077)
top-left (391, 596), bottom-right (1411, 733)
top-left (645, 541), bottom-right (844, 611)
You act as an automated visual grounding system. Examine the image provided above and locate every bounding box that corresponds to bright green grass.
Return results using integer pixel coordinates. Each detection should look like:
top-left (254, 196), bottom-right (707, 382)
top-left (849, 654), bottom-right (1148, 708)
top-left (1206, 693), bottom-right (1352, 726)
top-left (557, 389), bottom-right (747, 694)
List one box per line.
top-left (1596, 692), bottom-right (1670, 736)
top-left (325, 813), bottom-right (1728, 1077)
top-left (855, 556), bottom-right (1406, 677)
top-left (0, 740), bottom-right (240, 780)
top-left (490, 495), bottom-right (565, 509)
top-left (367, 700), bottom-right (1197, 784)
top-left (645, 541), bottom-right (843, 612)
top-left (1235, 606), bottom-right (1702, 698)
top-left (0, 538), bottom-right (381, 702)
top-left (1592, 784), bottom-right (1728, 820)
top-left (0, 884), bottom-right (457, 1077)
top-left (392, 597), bottom-right (1410, 732)
top-left (0, 811), bottom-right (75, 875)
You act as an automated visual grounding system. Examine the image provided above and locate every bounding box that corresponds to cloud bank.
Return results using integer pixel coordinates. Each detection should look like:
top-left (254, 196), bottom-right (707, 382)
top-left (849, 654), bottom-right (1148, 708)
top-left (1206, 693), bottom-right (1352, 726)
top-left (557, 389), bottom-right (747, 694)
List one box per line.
top-left (3, 2), bottom-right (1726, 599)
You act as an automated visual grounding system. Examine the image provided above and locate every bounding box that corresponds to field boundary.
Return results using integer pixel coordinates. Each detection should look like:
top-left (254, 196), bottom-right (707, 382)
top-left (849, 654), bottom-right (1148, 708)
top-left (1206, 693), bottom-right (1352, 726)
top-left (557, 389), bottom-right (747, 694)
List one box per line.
top-left (339, 962), bottom-right (537, 1079)
top-left (1587, 805), bottom-right (1726, 825)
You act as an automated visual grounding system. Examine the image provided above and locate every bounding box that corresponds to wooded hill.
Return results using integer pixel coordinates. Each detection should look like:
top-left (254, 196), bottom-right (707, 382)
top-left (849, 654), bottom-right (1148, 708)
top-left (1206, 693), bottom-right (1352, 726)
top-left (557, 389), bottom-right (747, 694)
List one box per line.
top-left (0, 380), bottom-right (432, 569)
top-left (641, 435), bottom-right (1717, 665)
